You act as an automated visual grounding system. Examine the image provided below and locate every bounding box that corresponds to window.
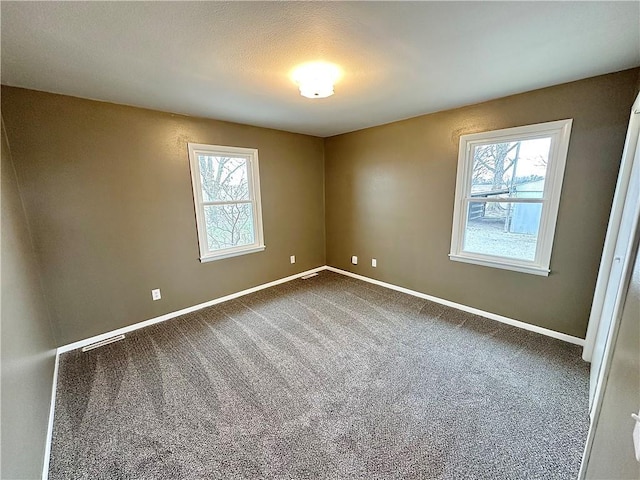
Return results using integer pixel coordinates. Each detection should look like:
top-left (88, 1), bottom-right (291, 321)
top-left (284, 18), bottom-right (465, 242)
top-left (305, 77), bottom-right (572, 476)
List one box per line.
top-left (187, 143), bottom-right (265, 262)
top-left (449, 119), bottom-right (572, 276)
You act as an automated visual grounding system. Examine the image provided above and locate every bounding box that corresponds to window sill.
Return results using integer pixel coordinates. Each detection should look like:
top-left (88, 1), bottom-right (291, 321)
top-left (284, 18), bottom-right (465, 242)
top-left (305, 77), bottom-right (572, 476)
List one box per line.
top-left (200, 245), bottom-right (266, 263)
top-left (448, 253), bottom-right (550, 276)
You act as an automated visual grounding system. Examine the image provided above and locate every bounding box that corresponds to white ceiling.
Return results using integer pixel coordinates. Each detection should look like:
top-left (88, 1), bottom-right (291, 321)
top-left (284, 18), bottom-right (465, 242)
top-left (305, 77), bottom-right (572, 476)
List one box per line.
top-left (1, 2), bottom-right (639, 137)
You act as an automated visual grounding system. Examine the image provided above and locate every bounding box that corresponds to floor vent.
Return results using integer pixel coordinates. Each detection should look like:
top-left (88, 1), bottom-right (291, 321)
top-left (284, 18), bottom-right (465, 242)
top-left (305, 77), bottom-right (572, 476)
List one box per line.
top-left (301, 272), bottom-right (319, 279)
top-left (81, 334), bottom-right (125, 352)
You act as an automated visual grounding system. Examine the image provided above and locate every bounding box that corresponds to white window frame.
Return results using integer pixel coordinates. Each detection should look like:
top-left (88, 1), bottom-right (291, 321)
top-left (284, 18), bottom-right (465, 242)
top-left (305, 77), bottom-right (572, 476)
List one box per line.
top-left (449, 119), bottom-right (573, 276)
top-left (187, 143), bottom-right (265, 262)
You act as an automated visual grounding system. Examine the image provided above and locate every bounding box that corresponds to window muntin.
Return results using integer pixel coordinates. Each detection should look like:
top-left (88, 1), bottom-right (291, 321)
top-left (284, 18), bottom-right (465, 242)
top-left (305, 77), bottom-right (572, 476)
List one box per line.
top-left (188, 143), bottom-right (265, 262)
top-left (449, 120), bottom-right (572, 276)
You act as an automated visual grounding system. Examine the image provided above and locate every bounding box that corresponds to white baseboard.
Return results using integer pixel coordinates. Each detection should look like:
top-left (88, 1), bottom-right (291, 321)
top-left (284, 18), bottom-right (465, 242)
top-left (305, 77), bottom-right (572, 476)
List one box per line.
top-left (326, 266), bottom-right (585, 346)
top-left (57, 266), bottom-right (327, 354)
top-left (58, 263), bottom-right (585, 355)
top-left (42, 350), bottom-right (59, 480)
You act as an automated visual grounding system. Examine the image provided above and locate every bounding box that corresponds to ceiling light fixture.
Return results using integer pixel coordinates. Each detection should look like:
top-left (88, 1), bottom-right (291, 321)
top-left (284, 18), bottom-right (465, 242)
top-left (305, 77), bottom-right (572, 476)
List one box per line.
top-left (291, 62), bottom-right (341, 99)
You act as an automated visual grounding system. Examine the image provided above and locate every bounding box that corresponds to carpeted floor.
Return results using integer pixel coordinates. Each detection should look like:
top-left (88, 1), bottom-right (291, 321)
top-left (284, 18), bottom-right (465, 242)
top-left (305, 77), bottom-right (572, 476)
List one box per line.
top-left (49, 270), bottom-right (589, 479)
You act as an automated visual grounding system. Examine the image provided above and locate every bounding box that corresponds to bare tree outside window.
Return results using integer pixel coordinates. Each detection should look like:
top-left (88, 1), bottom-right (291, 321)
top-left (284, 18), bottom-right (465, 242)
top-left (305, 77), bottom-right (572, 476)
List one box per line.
top-left (464, 138), bottom-right (551, 259)
top-left (450, 120), bottom-right (572, 275)
top-left (472, 141), bottom-right (520, 192)
top-left (188, 143), bottom-right (264, 262)
top-left (471, 140), bottom-right (548, 194)
top-left (198, 155), bottom-right (255, 250)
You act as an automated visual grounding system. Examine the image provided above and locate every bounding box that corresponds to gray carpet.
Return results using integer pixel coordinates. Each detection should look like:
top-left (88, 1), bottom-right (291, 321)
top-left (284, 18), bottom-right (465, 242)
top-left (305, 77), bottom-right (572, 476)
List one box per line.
top-left (49, 270), bottom-right (589, 479)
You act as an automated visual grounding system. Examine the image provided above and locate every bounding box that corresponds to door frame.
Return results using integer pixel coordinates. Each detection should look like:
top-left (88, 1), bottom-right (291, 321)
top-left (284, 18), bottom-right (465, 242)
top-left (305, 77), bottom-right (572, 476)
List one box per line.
top-left (583, 93), bottom-right (640, 363)
top-left (579, 92), bottom-right (640, 478)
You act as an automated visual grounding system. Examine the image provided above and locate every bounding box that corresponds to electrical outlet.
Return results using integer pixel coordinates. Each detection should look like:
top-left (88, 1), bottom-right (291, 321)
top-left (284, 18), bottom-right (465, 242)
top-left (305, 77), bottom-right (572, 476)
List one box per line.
top-left (290, 255), bottom-right (296, 264)
top-left (351, 255), bottom-right (358, 265)
top-left (372, 258), bottom-right (377, 267)
top-left (151, 289), bottom-right (161, 301)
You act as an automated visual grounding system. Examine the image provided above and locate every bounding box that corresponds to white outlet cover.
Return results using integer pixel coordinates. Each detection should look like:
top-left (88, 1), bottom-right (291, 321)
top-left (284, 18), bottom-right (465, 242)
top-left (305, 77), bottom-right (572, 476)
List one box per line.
top-left (351, 256), bottom-right (358, 265)
top-left (151, 289), bottom-right (161, 301)
top-left (372, 258), bottom-right (377, 267)
top-left (290, 255), bottom-right (296, 264)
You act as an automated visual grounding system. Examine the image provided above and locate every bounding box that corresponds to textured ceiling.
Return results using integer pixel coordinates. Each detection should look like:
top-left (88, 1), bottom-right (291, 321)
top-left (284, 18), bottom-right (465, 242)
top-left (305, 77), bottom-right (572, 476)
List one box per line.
top-left (1, 1), bottom-right (639, 137)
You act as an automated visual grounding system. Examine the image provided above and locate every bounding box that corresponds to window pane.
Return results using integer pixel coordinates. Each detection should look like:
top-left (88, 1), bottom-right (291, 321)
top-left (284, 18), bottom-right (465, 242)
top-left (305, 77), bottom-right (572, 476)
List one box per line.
top-left (463, 201), bottom-right (542, 261)
top-left (471, 138), bottom-right (551, 200)
top-left (198, 155), bottom-right (250, 202)
top-left (203, 203), bottom-right (255, 251)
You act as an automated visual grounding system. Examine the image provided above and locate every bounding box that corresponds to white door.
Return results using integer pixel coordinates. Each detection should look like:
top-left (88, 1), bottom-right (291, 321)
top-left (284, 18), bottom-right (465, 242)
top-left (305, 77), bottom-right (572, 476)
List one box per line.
top-left (589, 129), bottom-right (640, 409)
top-left (582, 94), bottom-right (640, 372)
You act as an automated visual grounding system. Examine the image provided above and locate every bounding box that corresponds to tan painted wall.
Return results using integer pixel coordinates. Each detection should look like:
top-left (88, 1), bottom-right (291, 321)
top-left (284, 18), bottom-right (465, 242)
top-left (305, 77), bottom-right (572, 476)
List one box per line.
top-left (325, 69), bottom-right (639, 338)
top-left (1, 87), bottom-right (326, 345)
top-left (3, 69), bottom-right (637, 347)
top-left (586, 240), bottom-right (640, 479)
top-left (1, 118), bottom-right (57, 478)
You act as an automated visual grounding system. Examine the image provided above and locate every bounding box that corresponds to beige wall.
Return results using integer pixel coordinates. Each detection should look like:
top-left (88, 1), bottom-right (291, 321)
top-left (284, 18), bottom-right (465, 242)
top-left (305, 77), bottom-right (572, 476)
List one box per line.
top-left (1, 87), bottom-right (326, 345)
top-left (586, 240), bottom-right (640, 479)
top-left (2, 69), bottom-right (637, 348)
top-left (325, 69), bottom-right (639, 338)
top-left (1, 119), bottom-right (57, 478)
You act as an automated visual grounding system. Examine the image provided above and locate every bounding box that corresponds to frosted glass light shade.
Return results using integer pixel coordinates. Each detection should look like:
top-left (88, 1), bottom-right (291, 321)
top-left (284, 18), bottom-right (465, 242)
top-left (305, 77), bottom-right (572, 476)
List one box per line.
top-left (291, 62), bottom-right (341, 99)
